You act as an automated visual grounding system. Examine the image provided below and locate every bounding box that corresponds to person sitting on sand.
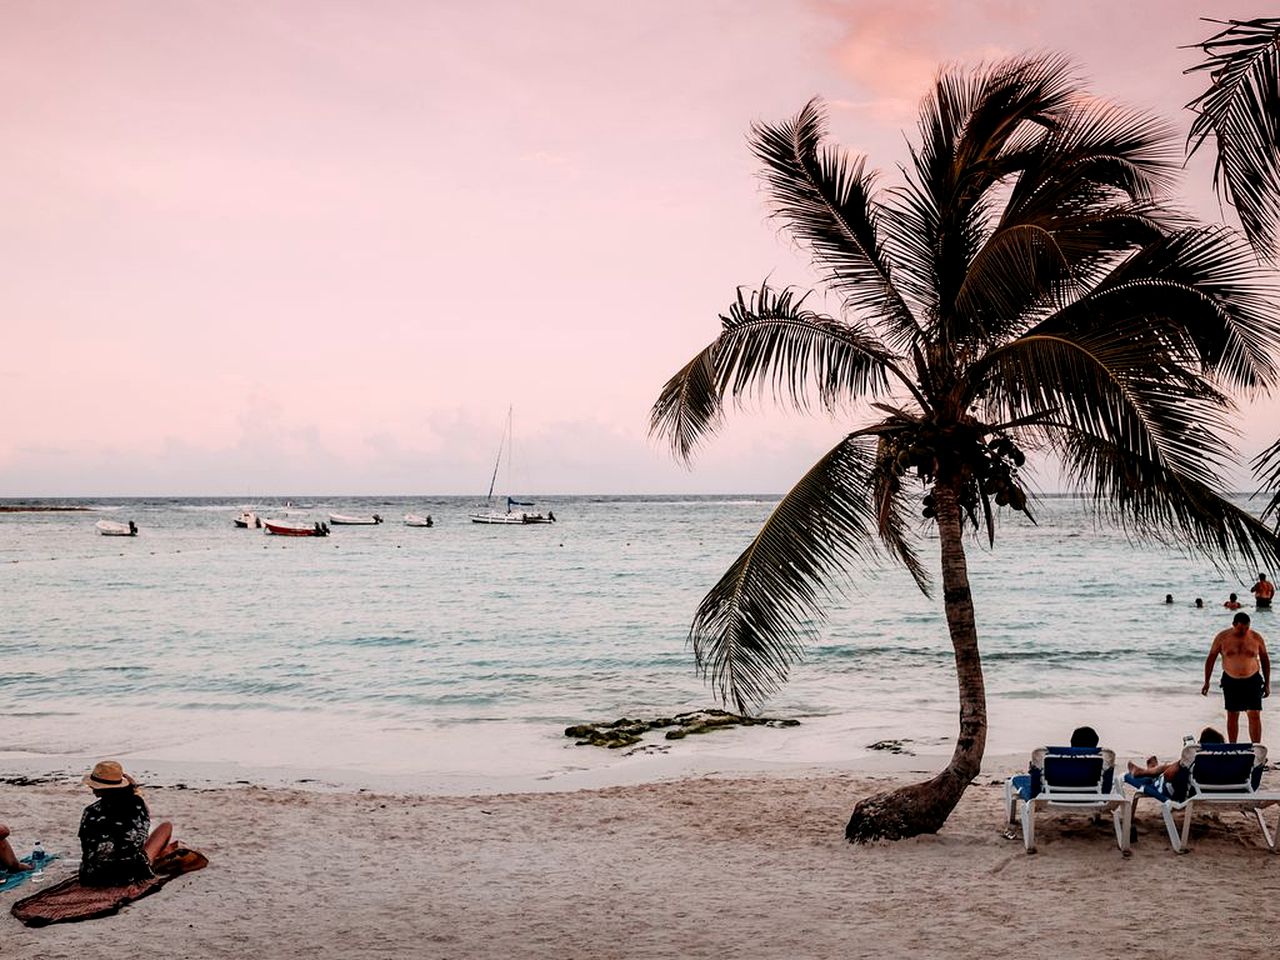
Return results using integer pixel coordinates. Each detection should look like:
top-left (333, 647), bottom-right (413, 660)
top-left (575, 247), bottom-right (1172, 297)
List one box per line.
top-left (79, 760), bottom-right (176, 887)
top-left (1126, 727), bottom-right (1225, 780)
top-left (1225, 593), bottom-right (1242, 610)
top-left (0, 823), bottom-right (30, 874)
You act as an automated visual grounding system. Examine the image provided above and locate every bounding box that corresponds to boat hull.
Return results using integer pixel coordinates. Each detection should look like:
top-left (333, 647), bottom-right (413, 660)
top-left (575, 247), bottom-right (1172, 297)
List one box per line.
top-left (404, 514), bottom-right (433, 527)
top-left (469, 512), bottom-right (555, 525)
top-left (328, 513), bottom-right (383, 525)
top-left (263, 520), bottom-right (329, 537)
top-left (95, 520), bottom-right (137, 537)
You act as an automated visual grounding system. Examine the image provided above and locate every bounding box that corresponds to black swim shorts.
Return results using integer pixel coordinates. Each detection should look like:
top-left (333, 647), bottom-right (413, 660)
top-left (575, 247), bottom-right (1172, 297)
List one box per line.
top-left (1258, 597), bottom-right (1272, 609)
top-left (1222, 672), bottom-right (1265, 713)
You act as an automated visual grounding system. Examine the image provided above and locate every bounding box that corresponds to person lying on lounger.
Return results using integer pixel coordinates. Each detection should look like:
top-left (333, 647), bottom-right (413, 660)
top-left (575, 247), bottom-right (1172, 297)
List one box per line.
top-left (0, 822), bottom-right (30, 874)
top-left (78, 760), bottom-right (176, 887)
top-left (1126, 727), bottom-right (1225, 780)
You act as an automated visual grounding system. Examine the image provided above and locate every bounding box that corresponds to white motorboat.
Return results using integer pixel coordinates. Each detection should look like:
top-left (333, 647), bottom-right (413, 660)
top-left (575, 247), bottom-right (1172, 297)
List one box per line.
top-left (95, 520), bottom-right (138, 537)
top-left (404, 514), bottom-right (433, 527)
top-left (234, 511), bottom-right (262, 528)
top-left (328, 513), bottom-right (383, 525)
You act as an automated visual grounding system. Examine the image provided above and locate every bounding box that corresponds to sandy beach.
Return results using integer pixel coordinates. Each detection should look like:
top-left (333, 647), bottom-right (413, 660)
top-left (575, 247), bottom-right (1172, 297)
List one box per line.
top-left (5, 767), bottom-right (1280, 960)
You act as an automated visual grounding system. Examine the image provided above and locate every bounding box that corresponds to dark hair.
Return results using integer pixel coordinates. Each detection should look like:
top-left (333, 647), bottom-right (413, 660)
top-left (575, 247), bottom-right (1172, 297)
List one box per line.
top-left (1164, 594), bottom-right (1174, 603)
top-left (1070, 726), bottom-right (1099, 748)
top-left (1199, 727), bottom-right (1225, 745)
top-left (1234, 612), bottom-right (1251, 626)
top-left (1195, 598), bottom-right (1204, 607)
top-left (1230, 593), bottom-right (1239, 601)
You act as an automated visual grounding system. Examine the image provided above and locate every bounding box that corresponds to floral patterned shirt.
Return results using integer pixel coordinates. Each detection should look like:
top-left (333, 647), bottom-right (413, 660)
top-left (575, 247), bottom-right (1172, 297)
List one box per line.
top-left (78, 793), bottom-right (154, 886)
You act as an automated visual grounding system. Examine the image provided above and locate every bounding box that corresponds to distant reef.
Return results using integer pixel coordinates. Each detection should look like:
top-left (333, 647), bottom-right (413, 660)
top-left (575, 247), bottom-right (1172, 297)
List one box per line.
top-left (0, 505), bottom-right (90, 512)
top-left (565, 708), bottom-right (799, 749)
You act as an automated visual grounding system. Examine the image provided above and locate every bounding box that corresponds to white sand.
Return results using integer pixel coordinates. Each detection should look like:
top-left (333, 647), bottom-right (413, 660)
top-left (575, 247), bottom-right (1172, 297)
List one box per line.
top-left (5, 768), bottom-right (1280, 959)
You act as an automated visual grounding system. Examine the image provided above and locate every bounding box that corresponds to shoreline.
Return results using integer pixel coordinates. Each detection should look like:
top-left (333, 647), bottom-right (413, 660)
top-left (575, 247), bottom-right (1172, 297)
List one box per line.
top-left (0, 690), bottom-right (1232, 797)
top-left (4, 770), bottom-right (1279, 958)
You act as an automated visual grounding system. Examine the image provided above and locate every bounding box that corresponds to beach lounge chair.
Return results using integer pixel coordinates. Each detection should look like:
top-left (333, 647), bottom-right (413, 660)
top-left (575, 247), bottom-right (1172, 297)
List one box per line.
top-left (1004, 746), bottom-right (1129, 853)
top-left (1123, 742), bottom-right (1280, 853)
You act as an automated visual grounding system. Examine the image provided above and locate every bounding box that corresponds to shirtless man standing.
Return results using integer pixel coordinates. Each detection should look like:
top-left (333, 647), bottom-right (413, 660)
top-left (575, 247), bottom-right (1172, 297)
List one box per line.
top-left (1251, 573), bottom-right (1275, 609)
top-left (1202, 611), bottom-right (1271, 742)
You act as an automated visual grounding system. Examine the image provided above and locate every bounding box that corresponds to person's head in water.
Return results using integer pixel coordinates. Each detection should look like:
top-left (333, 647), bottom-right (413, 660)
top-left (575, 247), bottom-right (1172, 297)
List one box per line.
top-left (1199, 727), bottom-right (1225, 744)
top-left (1195, 598), bottom-right (1204, 608)
top-left (1165, 594), bottom-right (1174, 604)
top-left (1070, 726), bottom-right (1099, 748)
top-left (1261, 574), bottom-right (1270, 582)
top-left (1230, 593), bottom-right (1239, 602)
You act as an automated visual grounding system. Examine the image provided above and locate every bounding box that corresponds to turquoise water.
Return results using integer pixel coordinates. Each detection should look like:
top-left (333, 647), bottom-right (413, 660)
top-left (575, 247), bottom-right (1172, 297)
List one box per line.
top-left (0, 494), bottom-right (1266, 783)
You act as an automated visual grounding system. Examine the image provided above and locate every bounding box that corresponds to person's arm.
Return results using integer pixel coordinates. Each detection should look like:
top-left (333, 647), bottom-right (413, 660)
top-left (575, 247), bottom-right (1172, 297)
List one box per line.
top-left (1261, 637), bottom-right (1270, 698)
top-left (1203, 636), bottom-right (1222, 695)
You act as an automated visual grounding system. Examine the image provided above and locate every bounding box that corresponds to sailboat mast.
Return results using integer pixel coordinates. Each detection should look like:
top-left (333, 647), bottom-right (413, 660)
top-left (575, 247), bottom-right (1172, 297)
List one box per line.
top-left (484, 410), bottom-right (509, 504)
top-left (505, 406), bottom-right (513, 505)
top-left (484, 405), bottom-right (515, 506)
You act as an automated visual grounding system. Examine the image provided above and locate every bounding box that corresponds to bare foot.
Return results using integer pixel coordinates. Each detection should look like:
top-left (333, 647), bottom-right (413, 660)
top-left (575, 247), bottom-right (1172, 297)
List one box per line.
top-left (1146, 756), bottom-right (1159, 768)
top-left (1127, 761), bottom-right (1142, 776)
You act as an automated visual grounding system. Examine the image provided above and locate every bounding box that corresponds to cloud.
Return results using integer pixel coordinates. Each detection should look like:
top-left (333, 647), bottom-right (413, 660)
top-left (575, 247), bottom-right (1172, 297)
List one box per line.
top-left (811, 0), bottom-right (1035, 125)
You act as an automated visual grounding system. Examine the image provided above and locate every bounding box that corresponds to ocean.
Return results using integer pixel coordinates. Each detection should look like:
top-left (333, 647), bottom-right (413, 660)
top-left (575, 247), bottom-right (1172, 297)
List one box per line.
top-left (0, 494), bottom-right (1266, 791)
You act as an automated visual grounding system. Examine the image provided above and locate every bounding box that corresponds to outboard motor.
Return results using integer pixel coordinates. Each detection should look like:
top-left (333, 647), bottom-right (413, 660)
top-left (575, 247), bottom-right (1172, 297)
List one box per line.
top-left (128, 521), bottom-right (138, 536)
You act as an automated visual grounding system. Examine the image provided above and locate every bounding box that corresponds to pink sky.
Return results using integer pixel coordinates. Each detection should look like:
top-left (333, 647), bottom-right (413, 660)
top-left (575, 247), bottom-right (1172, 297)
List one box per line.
top-left (3, 0), bottom-right (1278, 495)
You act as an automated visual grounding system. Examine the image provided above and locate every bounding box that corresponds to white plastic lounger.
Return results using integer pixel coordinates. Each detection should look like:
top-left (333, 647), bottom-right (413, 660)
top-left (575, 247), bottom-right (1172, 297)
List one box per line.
top-left (1004, 746), bottom-right (1130, 854)
top-left (1124, 743), bottom-right (1280, 853)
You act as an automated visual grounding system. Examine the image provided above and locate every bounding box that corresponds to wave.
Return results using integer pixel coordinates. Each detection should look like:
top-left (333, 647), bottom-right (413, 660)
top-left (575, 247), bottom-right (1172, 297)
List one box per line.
top-left (812, 644), bottom-right (1204, 665)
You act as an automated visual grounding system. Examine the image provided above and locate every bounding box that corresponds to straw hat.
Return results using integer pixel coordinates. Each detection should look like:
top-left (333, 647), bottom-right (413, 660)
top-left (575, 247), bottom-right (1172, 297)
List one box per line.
top-left (83, 759), bottom-right (135, 791)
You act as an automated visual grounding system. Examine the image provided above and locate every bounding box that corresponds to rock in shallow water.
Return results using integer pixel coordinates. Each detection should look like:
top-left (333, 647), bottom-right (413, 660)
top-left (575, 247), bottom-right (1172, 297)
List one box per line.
top-left (565, 708), bottom-right (799, 748)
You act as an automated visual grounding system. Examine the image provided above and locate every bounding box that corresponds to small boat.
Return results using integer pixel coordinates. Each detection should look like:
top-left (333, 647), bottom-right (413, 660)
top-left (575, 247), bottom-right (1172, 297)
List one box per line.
top-left (469, 408), bottom-right (558, 526)
top-left (234, 511), bottom-right (262, 529)
top-left (328, 513), bottom-right (383, 525)
top-left (263, 520), bottom-right (330, 537)
top-left (404, 514), bottom-right (433, 527)
top-left (95, 519), bottom-right (138, 537)
top-left (470, 498), bottom-right (556, 525)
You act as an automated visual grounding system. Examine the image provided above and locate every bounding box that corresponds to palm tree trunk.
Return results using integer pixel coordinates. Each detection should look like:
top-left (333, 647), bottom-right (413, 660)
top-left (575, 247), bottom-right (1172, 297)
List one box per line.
top-left (845, 482), bottom-right (988, 841)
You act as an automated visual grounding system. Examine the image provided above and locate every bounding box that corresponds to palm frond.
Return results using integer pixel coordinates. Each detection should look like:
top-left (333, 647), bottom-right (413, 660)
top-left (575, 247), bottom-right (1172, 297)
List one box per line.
top-left (1052, 425), bottom-right (1280, 572)
top-left (1186, 17), bottom-right (1280, 259)
top-left (690, 432), bottom-right (917, 712)
top-left (904, 55), bottom-right (1078, 330)
top-left (1251, 437), bottom-right (1280, 523)
top-left (976, 324), bottom-right (1234, 491)
top-left (649, 285), bottom-right (897, 461)
top-left (751, 100), bottom-right (922, 348)
top-left (871, 436), bottom-right (931, 593)
top-left (1033, 225), bottom-right (1280, 391)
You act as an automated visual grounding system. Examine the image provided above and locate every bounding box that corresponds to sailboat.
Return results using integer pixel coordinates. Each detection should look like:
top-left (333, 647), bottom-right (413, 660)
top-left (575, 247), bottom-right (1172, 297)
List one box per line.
top-left (469, 408), bottom-right (556, 525)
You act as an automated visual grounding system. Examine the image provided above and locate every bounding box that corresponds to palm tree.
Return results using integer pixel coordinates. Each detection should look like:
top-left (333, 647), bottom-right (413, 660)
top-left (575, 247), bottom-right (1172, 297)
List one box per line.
top-left (1185, 17), bottom-right (1280, 261)
top-left (650, 55), bottom-right (1280, 841)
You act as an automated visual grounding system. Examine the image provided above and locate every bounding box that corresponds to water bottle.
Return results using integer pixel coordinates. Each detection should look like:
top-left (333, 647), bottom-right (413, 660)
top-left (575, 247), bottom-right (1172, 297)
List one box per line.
top-left (30, 841), bottom-right (45, 882)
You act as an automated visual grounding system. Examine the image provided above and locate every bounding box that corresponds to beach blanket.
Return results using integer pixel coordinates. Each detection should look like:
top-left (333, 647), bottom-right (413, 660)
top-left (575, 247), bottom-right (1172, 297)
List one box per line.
top-left (10, 847), bottom-right (207, 927)
top-left (0, 854), bottom-right (61, 894)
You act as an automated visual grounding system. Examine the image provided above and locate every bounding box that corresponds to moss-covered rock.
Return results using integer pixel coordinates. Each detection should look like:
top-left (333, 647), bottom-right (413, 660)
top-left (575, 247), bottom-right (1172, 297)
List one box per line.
top-left (565, 709), bottom-right (800, 748)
